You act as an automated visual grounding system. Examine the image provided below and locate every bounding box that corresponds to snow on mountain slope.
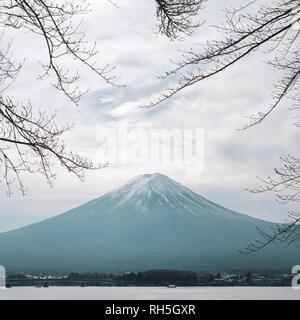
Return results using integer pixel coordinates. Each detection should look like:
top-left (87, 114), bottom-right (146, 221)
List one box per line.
top-left (67, 173), bottom-right (262, 221)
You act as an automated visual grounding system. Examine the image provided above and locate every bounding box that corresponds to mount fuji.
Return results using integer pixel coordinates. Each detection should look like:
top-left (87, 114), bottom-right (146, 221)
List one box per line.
top-left (0, 173), bottom-right (299, 273)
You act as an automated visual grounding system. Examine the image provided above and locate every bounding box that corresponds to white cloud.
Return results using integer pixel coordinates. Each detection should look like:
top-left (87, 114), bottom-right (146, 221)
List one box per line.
top-left (108, 101), bottom-right (139, 118)
top-left (100, 95), bottom-right (117, 104)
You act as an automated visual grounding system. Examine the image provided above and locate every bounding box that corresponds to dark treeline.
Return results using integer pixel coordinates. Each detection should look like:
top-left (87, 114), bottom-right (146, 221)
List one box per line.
top-left (120, 269), bottom-right (197, 285)
top-left (68, 269), bottom-right (197, 285)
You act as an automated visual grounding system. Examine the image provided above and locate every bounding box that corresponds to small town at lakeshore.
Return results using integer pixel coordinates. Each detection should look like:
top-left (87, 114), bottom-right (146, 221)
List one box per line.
top-left (5, 269), bottom-right (294, 288)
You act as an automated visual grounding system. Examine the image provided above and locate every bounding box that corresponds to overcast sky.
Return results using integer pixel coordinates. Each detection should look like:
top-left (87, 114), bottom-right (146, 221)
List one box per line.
top-left (0, 0), bottom-right (299, 232)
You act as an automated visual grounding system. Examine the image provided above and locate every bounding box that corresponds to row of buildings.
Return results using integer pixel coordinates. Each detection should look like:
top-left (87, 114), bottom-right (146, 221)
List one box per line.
top-left (6, 269), bottom-right (294, 287)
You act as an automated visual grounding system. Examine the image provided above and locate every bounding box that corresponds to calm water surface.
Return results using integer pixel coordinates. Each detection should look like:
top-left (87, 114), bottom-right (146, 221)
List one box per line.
top-left (0, 286), bottom-right (299, 300)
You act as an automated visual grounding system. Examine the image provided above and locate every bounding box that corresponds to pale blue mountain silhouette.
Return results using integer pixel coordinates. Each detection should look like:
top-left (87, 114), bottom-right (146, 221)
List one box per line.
top-left (0, 173), bottom-right (298, 273)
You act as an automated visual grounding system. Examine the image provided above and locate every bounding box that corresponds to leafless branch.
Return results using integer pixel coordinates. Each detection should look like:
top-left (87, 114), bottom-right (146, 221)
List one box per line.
top-left (145, 0), bottom-right (300, 129)
top-left (0, 0), bottom-right (119, 194)
top-left (155, 0), bottom-right (205, 40)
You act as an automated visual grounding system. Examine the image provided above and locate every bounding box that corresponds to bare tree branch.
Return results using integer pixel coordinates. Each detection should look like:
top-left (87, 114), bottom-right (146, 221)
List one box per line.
top-left (0, 0), bottom-right (123, 104)
top-left (145, 0), bottom-right (300, 129)
top-left (0, 0), bottom-right (120, 195)
top-left (155, 0), bottom-right (205, 40)
top-left (0, 96), bottom-right (104, 196)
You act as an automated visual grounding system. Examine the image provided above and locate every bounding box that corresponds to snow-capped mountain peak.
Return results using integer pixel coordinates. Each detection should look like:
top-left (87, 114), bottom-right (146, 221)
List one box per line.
top-left (104, 173), bottom-right (260, 221)
top-left (109, 173), bottom-right (190, 203)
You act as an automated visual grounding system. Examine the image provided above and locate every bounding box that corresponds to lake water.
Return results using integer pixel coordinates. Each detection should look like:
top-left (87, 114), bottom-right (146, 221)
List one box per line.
top-left (0, 287), bottom-right (299, 300)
